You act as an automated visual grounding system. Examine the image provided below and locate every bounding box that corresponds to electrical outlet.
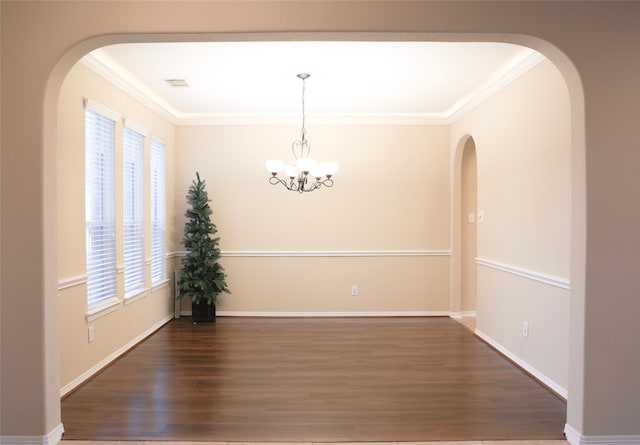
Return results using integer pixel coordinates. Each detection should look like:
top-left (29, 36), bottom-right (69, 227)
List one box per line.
top-left (522, 321), bottom-right (529, 337)
top-left (351, 285), bottom-right (359, 296)
top-left (88, 325), bottom-right (95, 343)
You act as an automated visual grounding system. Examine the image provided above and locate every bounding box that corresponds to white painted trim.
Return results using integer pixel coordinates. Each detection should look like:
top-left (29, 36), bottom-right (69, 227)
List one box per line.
top-left (57, 274), bottom-right (87, 290)
top-left (123, 288), bottom-right (150, 306)
top-left (82, 47), bottom-right (545, 126)
top-left (216, 311), bottom-right (450, 317)
top-left (178, 113), bottom-right (449, 126)
top-left (565, 424), bottom-right (581, 445)
top-left (60, 314), bottom-right (173, 398)
top-left (123, 117), bottom-right (148, 136)
top-left (447, 49), bottom-right (546, 123)
top-left (450, 311), bottom-right (477, 319)
top-left (475, 328), bottom-right (568, 400)
top-left (174, 250), bottom-right (451, 258)
top-left (182, 310), bottom-right (458, 318)
top-left (476, 257), bottom-right (570, 290)
top-left (0, 423), bottom-right (65, 445)
top-left (81, 53), bottom-right (179, 124)
top-left (151, 278), bottom-right (171, 292)
top-left (564, 424), bottom-right (640, 445)
top-left (82, 97), bottom-right (121, 122)
top-left (85, 296), bottom-right (121, 323)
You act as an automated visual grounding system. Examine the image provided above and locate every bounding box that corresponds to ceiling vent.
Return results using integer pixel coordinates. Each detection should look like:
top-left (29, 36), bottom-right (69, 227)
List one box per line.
top-left (165, 79), bottom-right (189, 87)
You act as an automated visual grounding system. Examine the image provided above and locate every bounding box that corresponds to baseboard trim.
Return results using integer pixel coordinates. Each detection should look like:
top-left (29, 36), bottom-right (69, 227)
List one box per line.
top-left (209, 310), bottom-right (452, 317)
top-left (0, 423), bottom-right (64, 445)
top-left (564, 424), bottom-right (640, 445)
top-left (173, 249), bottom-right (452, 258)
top-left (475, 328), bottom-right (568, 400)
top-left (450, 311), bottom-right (477, 319)
top-left (60, 314), bottom-right (173, 398)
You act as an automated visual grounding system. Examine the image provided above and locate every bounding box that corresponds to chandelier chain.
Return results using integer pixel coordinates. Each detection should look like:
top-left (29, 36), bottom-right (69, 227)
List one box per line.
top-left (301, 75), bottom-right (306, 145)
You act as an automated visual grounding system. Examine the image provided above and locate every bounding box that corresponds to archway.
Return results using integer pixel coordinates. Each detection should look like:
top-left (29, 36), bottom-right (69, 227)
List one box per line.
top-left (48, 35), bottom-right (581, 440)
top-left (54, 36), bottom-right (577, 439)
top-left (2, 4), bottom-right (596, 442)
top-left (460, 136), bottom-right (478, 318)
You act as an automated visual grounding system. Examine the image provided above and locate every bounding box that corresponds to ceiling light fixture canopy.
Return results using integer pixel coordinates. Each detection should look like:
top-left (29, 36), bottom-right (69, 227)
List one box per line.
top-left (266, 74), bottom-right (338, 193)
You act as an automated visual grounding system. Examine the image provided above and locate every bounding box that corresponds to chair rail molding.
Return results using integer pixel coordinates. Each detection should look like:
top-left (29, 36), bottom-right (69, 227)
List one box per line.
top-left (476, 257), bottom-right (570, 290)
top-left (173, 249), bottom-right (451, 258)
top-left (58, 274), bottom-right (87, 290)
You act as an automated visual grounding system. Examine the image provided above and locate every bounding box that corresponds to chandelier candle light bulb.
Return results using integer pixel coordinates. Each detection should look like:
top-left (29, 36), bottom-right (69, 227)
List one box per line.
top-left (266, 73), bottom-right (338, 193)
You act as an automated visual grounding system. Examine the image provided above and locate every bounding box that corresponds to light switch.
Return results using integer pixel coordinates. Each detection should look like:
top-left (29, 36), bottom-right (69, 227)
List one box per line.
top-left (468, 212), bottom-right (475, 223)
top-left (477, 211), bottom-right (484, 222)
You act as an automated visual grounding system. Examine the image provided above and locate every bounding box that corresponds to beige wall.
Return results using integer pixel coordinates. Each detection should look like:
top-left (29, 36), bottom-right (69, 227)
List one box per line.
top-left (174, 124), bottom-right (451, 313)
top-left (57, 62), bottom-right (176, 392)
top-left (3, 2), bottom-right (640, 443)
top-left (451, 59), bottom-right (571, 393)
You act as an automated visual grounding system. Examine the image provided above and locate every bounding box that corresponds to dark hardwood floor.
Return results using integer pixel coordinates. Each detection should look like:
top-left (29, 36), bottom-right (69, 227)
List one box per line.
top-left (61, 317), bottom-right (566, 442)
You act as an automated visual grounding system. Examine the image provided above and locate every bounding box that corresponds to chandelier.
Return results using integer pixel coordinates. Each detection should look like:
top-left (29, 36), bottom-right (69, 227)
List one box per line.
top-left (266, 74), bottom-right (338, 193)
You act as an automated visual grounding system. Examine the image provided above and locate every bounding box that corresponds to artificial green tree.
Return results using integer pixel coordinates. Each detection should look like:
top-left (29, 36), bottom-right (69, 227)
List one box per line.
top-left (177, 172), bottom-right (230, 322)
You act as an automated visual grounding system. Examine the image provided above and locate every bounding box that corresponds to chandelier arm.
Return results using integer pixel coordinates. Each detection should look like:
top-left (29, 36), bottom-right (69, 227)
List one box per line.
top-left (269, 176), bottom-right (289, 188)
top-left (321, 178), bottom-right (334, 188)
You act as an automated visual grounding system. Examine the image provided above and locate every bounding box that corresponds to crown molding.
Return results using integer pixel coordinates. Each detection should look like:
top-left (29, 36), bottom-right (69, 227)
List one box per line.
top-left (80, 53), bottom-right (180, 125)
top-left (81, 46), bottom-right (545, 126)
top-left (446, 49), bottom-right (546, 124)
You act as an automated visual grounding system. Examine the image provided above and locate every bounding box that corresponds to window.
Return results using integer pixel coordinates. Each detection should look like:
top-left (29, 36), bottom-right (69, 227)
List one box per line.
top-left (150, 137), bottom-right (166, 284)
top-left (123, 124), bottom-right (145, 296)
top-left (85, 104), bottom-right (117, 310)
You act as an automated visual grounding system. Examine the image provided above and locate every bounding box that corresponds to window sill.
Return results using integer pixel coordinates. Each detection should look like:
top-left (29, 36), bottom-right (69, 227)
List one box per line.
top-left (151, 278), bottom-right (170, 293)
top-left (86, 297), bottom-right (121, 323)
top-left (124, 288), bottom-right (150, 306)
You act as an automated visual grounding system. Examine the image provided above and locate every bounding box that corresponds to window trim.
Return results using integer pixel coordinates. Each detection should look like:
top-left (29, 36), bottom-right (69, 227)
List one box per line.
top-left (84, 99), bottom-right (119, 312)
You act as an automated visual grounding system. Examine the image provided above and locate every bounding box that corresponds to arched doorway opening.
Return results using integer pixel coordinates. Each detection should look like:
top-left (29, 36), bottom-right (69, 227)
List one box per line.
top-left (460, 136), bottom-right (478, 318)
top-left (51, 34), bottom-right (578, 439)
top-left (1, 10), bottom-right (588, 440)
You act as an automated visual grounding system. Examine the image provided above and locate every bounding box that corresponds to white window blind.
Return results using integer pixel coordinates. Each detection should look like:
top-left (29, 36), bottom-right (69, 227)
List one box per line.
top-left (123, 125), bottom-right (145, 295)
top-left (85, 106), bottom-right (117, 309)
top-left (150, 137), bottom-right (166, 284)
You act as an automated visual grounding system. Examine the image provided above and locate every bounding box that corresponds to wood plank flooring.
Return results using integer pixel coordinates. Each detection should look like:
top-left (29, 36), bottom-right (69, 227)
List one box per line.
top-left (61, 317), bottom-right (567, 442)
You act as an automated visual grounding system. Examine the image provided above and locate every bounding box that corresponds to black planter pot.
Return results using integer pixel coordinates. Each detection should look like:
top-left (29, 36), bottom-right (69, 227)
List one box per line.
top-left (192, 301), bottom-right (216, 323)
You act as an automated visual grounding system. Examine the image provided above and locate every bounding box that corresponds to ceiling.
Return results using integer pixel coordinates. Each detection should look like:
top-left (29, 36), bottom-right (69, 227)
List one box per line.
top-left (82, 41), bottom-right (544, 125)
